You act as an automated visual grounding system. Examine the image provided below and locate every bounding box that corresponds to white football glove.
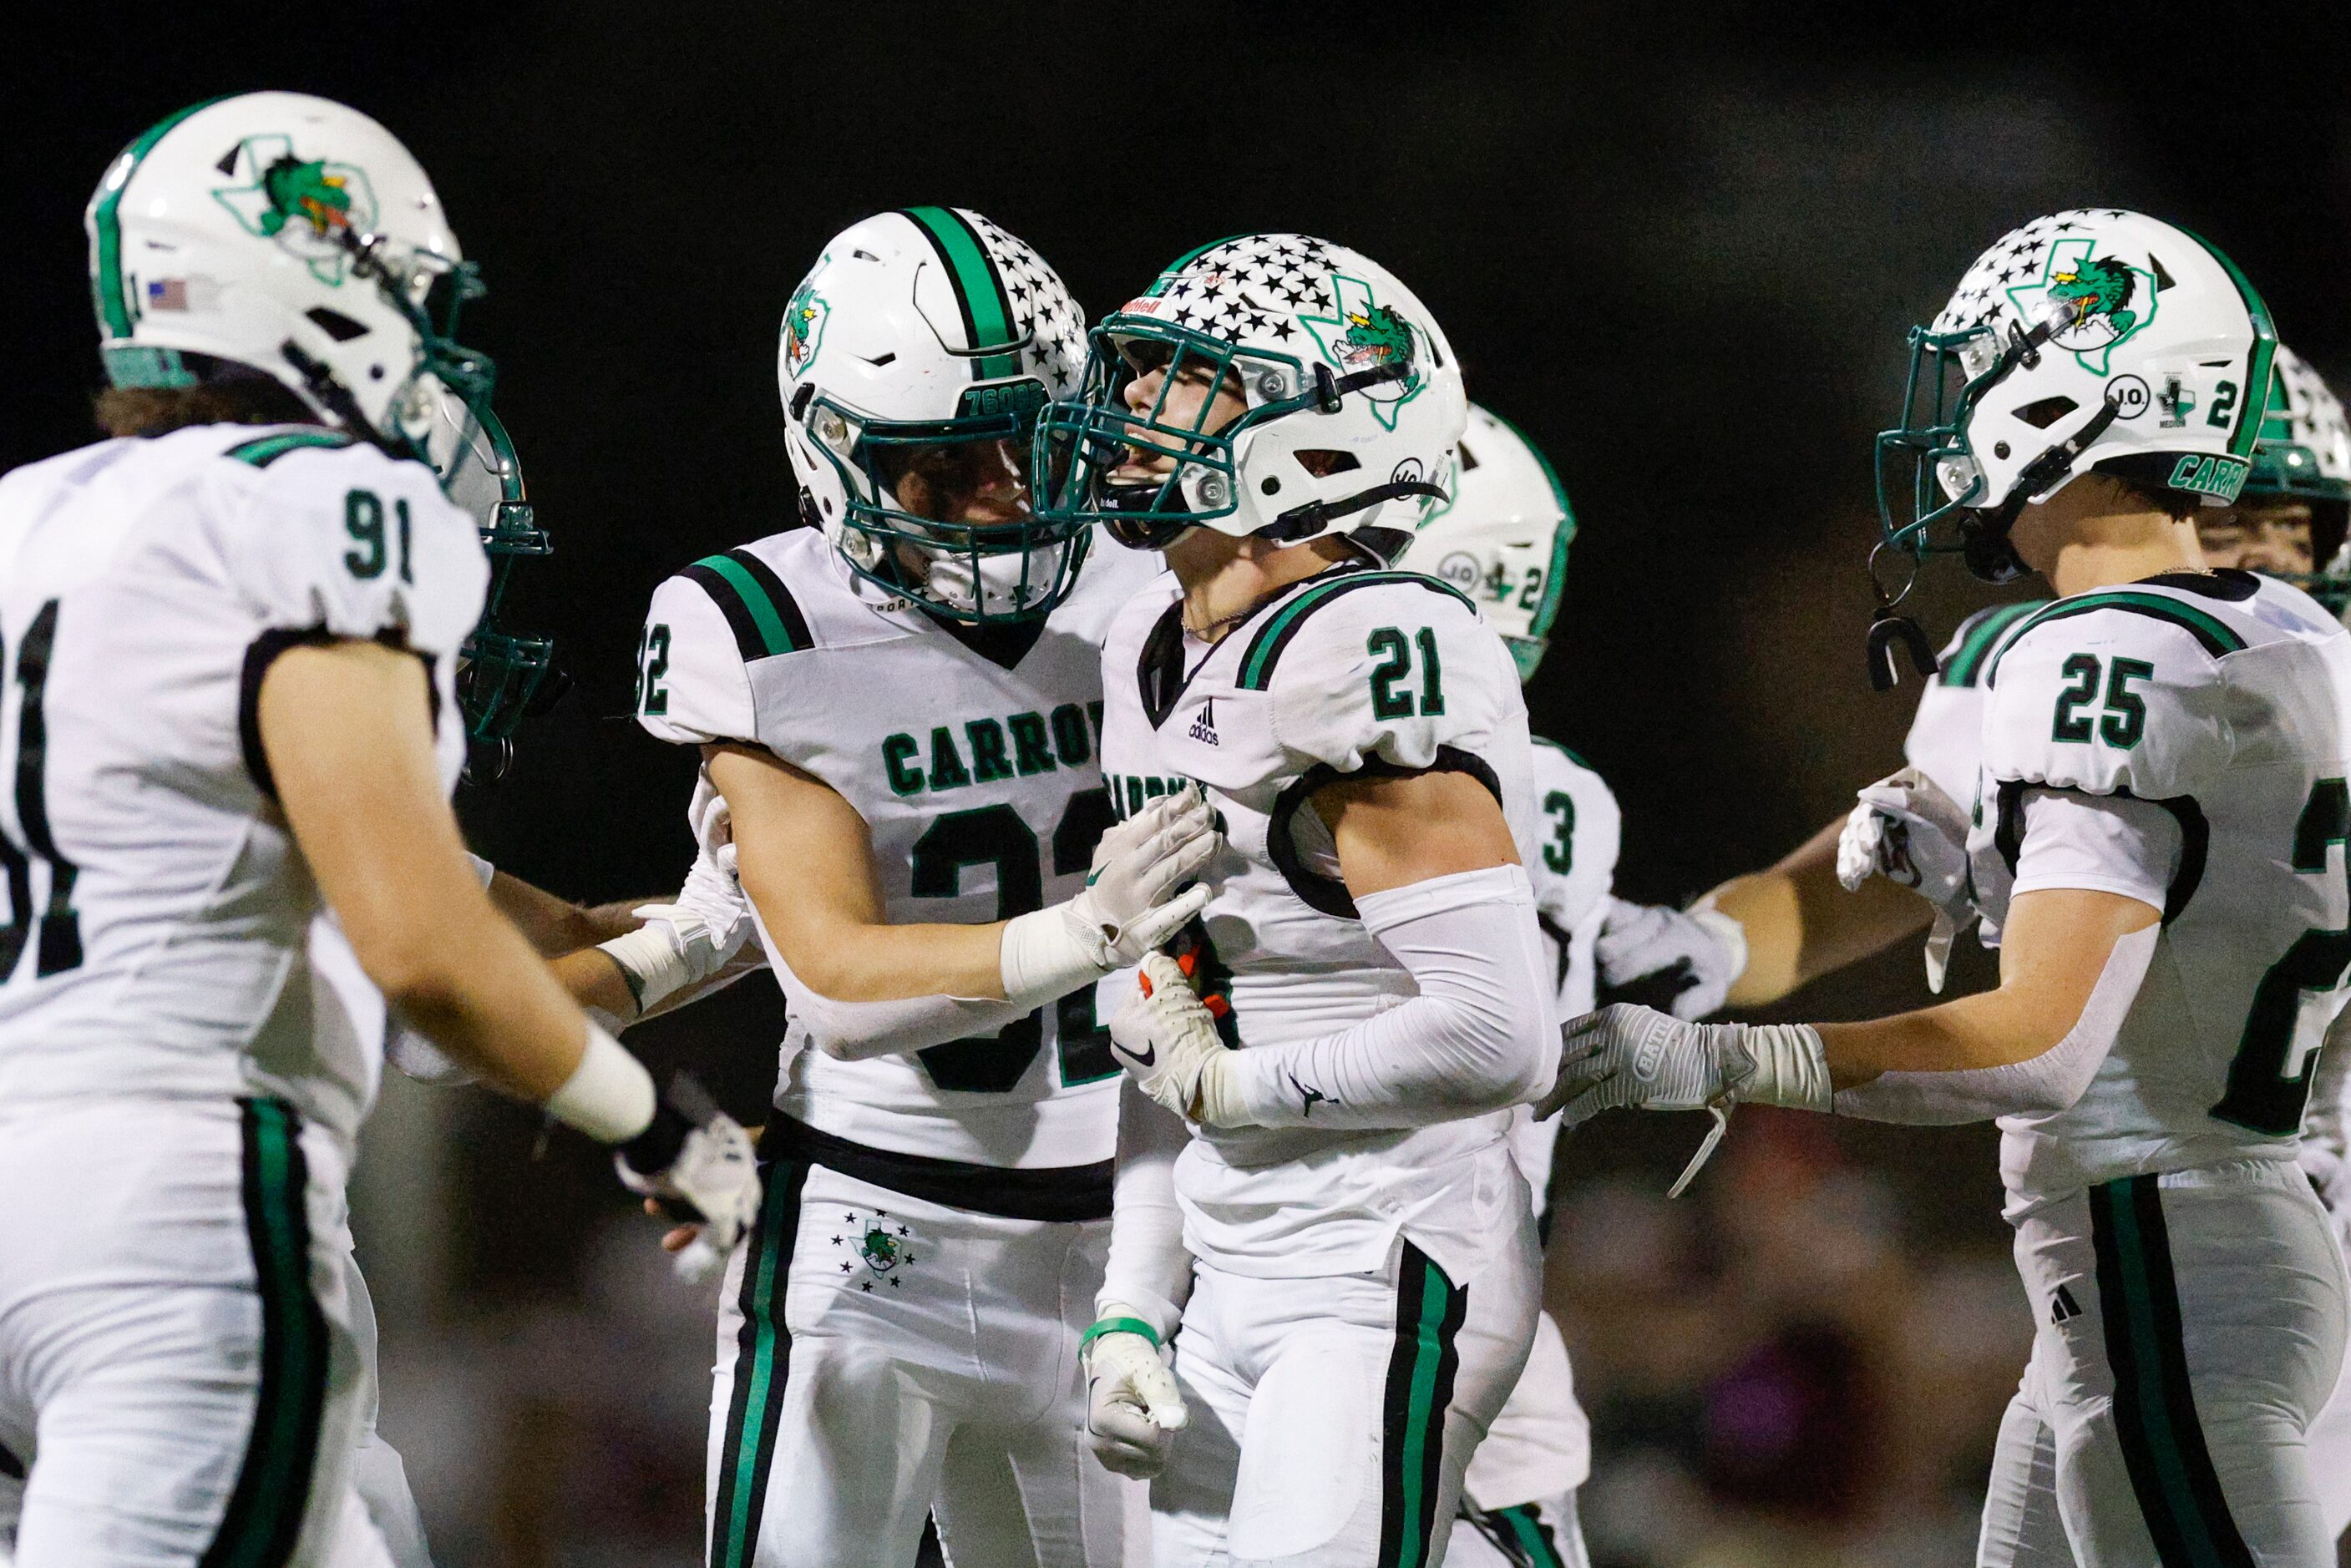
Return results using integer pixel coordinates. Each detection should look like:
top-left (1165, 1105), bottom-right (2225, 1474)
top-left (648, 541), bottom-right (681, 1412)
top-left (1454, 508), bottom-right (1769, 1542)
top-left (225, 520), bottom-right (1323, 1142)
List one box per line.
top-left (1082, 1308), bottom-right (1188, 1479)
top-left (1109, 951), bottom-right (1244, 1125)
top-left (616, 1079), bottom-right (763, 1282)
top-left (1836, 766), bottom-right (1976, 992)
top-left (1069, 787), bottom-right (1220, 966)
top-left (1594, 898), bottom-right (1749, 1019)
top-left (1541, 1004), bottom-right (1830, 1195)
top-left (595, 781), bottom-right (756, 1017)
top-left (1001, 789), bottom-right (1220, 1008)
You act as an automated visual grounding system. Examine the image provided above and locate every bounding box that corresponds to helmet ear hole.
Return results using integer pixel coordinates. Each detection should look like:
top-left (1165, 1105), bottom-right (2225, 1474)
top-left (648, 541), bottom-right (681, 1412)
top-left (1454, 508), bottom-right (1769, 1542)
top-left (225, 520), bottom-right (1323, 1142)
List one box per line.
top-left (2014, 395), bottom-right (2080, 430)
top-left (305, 307), bottom-right (369, 342)
top-left (1295, 449), bottom-right (1360, 478)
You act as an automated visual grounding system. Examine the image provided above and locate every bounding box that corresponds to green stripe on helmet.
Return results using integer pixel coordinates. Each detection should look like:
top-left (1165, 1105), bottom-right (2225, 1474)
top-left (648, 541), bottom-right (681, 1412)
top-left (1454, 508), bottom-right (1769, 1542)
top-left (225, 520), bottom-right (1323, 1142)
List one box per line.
top-left (2181, 225), bottom-right (2278, 463)
top-left (900, 205), bottom-right (1021, 380)
top-left (1489, 410), bottom-right (1577, 646)
top-left (92, 98), bottom-right (226, 341)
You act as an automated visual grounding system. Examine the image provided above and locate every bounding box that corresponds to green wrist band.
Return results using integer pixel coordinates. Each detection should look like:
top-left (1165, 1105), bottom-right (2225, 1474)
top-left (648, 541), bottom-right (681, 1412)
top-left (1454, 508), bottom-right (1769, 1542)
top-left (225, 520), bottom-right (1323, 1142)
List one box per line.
top-left (1080, 1315), bottom-right (1160, 1352)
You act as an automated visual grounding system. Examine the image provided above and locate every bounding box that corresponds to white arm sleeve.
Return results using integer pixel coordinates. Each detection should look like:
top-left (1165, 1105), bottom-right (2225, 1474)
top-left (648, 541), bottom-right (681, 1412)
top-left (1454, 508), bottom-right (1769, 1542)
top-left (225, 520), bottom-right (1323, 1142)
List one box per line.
top-left (1097, 1077), bottom-right (1194, 1339)
top-left (1228, 865), bottom-right (1558, 1128)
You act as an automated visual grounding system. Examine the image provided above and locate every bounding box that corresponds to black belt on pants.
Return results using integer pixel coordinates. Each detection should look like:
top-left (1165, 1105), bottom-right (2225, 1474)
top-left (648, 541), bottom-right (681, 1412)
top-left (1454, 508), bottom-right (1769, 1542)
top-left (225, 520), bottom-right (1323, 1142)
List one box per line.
top-left (756, 1112), bottom-right (1114, 1223)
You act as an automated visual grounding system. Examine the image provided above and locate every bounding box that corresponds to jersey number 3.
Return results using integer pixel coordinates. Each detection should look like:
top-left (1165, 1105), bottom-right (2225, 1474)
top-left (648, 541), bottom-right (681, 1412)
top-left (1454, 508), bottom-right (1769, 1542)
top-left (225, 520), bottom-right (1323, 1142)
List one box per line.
top-left (0, 599), bottom-right (83, 984)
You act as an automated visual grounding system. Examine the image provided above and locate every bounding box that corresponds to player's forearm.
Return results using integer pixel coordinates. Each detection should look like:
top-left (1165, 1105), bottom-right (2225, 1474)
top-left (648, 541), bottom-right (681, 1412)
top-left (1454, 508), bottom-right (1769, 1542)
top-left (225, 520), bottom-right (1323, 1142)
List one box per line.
top-left (1100, 1080), bottom-right (1195, 1337)
top-left (378, 909), bottom-right (601, 1102)
top-left (1711, 816), bottom-right (1934, 1006)
top-left (758, 915), bottom-right (1011, 1004)
top-left (1226, 867), bottom-right (1555, 1128)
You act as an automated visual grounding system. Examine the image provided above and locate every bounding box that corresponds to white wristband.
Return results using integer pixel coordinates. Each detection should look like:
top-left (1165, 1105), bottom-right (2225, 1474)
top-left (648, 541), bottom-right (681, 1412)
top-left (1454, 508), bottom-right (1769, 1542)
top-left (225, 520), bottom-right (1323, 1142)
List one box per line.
top-left (596, 923), bottom-right (692, 1014)
top-left (1736, 1022), bottom-right (1832, 1112)
top-left (543, 1020), bottom-right (656, 1144)
top-left (1689, 900), bottom-right (1751, 986)
top-left (1000, 903), bottom-right (1107, 1010)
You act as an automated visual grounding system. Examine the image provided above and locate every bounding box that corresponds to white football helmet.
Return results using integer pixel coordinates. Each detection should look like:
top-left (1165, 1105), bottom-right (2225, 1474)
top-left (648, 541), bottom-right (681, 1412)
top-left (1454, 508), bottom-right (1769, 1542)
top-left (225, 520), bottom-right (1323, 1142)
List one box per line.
top-left (1878, 208), bottom-right (2278, 582)
top-left (778, 207), bottom-right (1087, 624)
top-left (1037, 235), bottom-right (1468, 559)
top-left (86, 91), bottom-right (499, 487)
top-left (2245, 345), bottom-right (2351, 612)
top-left (1399, 405), bottom-right (1574, 682)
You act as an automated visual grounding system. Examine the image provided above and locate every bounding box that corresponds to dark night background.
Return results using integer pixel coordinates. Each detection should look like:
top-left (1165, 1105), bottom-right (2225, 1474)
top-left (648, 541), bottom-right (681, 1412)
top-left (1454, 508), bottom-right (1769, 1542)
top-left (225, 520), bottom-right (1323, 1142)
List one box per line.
top-left (9, 6), bottom-right (2351, 1563)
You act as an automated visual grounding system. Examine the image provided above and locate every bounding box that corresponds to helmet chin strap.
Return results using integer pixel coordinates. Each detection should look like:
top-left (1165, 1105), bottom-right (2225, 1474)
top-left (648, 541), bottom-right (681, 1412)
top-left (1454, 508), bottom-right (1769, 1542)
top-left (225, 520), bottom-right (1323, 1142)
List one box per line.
top-left (280, 339), bottom-right (401, 454)
top-left (1961, 396), bottom-right (2124, 584)
top-left (1258, 479), bottom-right (1451, 544)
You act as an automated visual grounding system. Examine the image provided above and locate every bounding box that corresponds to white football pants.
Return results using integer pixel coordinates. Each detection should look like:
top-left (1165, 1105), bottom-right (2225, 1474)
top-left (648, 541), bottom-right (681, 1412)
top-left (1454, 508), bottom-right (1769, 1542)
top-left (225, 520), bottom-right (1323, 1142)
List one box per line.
top-left (1977, 1161), bottom-right (2347, 1567)
top-left (1150, 1220), bottom-right (1542, 1568)
top-left (706, 1159), bottom-right (1140, 1568)
top-left (0, 1099), bottom-right (392, 1568)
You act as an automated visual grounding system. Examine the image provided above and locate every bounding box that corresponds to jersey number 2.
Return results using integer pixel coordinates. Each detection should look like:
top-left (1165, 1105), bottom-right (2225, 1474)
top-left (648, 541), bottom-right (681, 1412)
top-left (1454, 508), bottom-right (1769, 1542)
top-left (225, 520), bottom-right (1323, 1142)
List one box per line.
top-left (908, 792), bottom-right (1117, 1093)
top-left (2216, 776), bottom-right (2351, 1135)
top-left (0, 599), bottom-right (83, 983)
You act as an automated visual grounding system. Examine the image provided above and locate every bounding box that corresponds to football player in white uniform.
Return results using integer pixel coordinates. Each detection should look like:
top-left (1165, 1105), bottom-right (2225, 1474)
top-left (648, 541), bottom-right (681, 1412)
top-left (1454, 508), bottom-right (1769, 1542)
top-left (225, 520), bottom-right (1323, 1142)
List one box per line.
top-left (1403, 407), bottom-right (1609, 1568)
top-left (1040, 235), bottom-right (1559, 1568)
top-left (1553, 209), bottom-right (2351, 1565)
top-left (0, 92), bottom-right (757, 1568)
top-left (633, 208), bottom-right (1212, 1568)
top-left (1706, 342), bottom-right (2351, 1013)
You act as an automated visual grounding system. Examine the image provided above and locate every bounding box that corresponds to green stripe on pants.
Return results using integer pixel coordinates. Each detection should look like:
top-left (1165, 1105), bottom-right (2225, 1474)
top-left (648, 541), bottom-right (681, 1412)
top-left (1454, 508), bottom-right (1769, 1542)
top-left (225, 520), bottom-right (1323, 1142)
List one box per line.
top-left (709, 1160), bottom-right (805, 1568)
top-left (202, 1099), bottom-right (328, 1568)
top-left (2089, 1176), bottom-right (2256, 1568)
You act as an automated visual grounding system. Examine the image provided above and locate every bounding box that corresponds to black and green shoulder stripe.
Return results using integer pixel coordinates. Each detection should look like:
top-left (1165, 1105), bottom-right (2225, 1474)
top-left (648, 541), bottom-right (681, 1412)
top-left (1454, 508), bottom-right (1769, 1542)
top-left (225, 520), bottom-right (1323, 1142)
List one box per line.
top-left (225, 429), bottom-right (357, 468)
top-left (681, 549), bottom-right (812, 662)
top-left (1236, 570), bottom-right (1477, 692)
top-left (1938, 599), bottom-right (2049, 688)
top-left (1986, 589), bottom-right (2247, 686)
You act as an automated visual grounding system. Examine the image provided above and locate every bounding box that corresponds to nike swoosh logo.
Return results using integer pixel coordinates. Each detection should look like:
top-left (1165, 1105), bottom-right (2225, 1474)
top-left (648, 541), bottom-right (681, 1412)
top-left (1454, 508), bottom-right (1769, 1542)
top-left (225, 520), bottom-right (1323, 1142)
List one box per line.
top-left (1127, 1043), bottom-right (1157, 1067)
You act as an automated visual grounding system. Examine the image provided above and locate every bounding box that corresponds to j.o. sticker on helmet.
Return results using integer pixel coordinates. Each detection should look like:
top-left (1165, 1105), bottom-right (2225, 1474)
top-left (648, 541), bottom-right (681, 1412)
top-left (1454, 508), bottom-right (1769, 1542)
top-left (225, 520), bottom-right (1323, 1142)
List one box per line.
top-left (1301, 273), bottom-right (1424, 430)
top-left (783, 280), bottom-right (828, 377)
top-left (2004, 239), bottom-right (2156, 377)
top-left (212, 134), bottom-right (377, 286)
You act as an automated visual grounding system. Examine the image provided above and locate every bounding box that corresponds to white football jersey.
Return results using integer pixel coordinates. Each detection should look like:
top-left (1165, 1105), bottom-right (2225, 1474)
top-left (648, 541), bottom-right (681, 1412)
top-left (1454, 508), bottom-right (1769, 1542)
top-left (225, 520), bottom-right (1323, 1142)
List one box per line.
top-left (0, 425), bottom-right (484, 1151)
top-left (1096, 560), bottom-right (1548, 1286)
top-left (638, 526), bottom-right (1161, 1168)
top-left (1964, 570), bottom-right (2351, 1214)
top-left (1905, 599), bottom-right (2049, 808)
top-left (1505, 738), bottom-right (1619, 1216)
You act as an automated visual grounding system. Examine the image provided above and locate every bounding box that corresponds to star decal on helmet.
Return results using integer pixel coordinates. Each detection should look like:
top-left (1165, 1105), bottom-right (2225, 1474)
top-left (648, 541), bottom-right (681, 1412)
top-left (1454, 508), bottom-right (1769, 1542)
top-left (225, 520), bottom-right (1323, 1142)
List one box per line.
top-left (1300, 273), bottom-right (1425, 430)
top-left (2004, 239), bottom-right (2156, 377)
top-left (211, 134), bottom-right (377, 286)
top-left (783, 280), bottom-right (828, 377)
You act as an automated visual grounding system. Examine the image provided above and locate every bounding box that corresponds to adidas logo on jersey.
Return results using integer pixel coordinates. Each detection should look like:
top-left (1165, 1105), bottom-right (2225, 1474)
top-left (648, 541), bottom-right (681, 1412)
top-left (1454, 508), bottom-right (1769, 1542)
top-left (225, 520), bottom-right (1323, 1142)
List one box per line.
top-left (1188, 698), bottom-right (1220, 746)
